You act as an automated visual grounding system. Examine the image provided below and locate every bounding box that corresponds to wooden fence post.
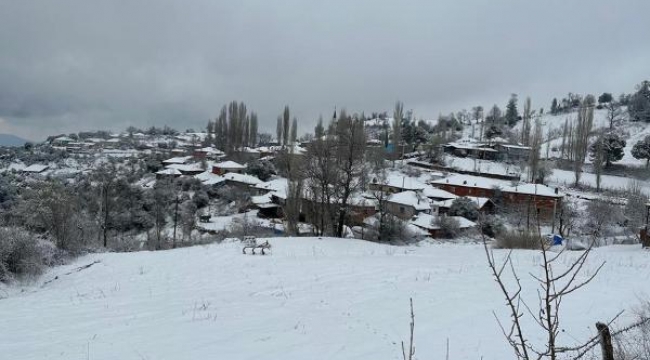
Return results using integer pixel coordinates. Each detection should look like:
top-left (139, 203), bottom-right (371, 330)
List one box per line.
top-left (596, 322), bottom-right (614, 360)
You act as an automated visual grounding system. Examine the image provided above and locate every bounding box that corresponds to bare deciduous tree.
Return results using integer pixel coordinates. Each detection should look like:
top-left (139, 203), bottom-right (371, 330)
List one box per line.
top-left (332, 111), bottom-right (366, 237)
top-left (393, 101), bottom-right (404, 159)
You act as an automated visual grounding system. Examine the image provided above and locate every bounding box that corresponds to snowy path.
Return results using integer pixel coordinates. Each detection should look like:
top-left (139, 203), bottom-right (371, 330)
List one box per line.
top-left (1, 238), bottom-right (649, 359)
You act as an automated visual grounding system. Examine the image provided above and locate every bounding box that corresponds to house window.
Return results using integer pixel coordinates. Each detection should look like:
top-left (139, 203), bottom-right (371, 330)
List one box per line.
top-left (399, 206), bottom-right (405, 213)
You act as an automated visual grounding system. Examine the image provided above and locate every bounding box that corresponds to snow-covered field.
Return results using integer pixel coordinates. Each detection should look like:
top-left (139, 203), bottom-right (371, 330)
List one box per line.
top-left (548, 168), bottom-right (650, 194)
top-left (2, 238), bottom-right (649, 360)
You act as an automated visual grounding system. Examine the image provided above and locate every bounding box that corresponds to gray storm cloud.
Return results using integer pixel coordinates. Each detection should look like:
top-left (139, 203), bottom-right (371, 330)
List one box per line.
top-left (1, 0), bottom-right (649, 140)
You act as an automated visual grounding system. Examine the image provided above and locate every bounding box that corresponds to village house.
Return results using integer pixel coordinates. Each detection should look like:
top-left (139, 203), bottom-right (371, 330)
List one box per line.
top-left (251, 193), bottom-right (283, 218)
top-left (155, 168), bottom-right (182, 179)
top-left (442, 138), bottom-right (532, 164)
top-left (369, 173), bottom-right (427, 194)
top-left (443, 142), bottom-right (498, 160)
top-left (22, 164), bottom-right (50, 174)
top-left (170, 148), bottom-right (187, 156)
top-left (431, 174), bottom-right (562, 217)
top-left (435, 196), bottom-right (496, 215)
top-left (212, 160), bottom-right (246, 175)
top-left (410, 213), bottom-right (477, 238)
top-left (501, 183), bottom-right (563, 216)
top-left (253, 178), bottom-right (288, 197)
top-left (430, 174), bottom-right (507, 198)
top-left (422, 185), bottom-right (457, 202)
top-left (494, 144), bottom-right (532, 163)
top-left (251, 178), bottom-right (289, 218)
top-left (348, 193), bottom-right (378, 225)
top-left (193, 146), bottom-right (225, 160)
top-left (162, 156), bottom-right (193, 166)
top-left (194, 171), bottom-right (226, 187)
top-left (384, 191), bottom-right (435, 220)
top-left (165, 163), bottom-right (205, 176)
top-left (222, 172), bottom-right (263, 191)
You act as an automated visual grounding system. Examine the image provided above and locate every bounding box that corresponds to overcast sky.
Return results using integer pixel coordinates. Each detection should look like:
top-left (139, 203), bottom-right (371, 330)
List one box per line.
top-left (1, 1), bottom-right (649, 141)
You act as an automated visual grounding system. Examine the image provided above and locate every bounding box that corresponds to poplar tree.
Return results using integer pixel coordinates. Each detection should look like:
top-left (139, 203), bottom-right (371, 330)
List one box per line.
top-left (276, 116), bottom-right (283, 145)
top-left (282, 106), bottom-right (290, 146)
top-left (392, 101), bottom-right (403, 157)
top-left (249, 112), bottom-right (258, 147)
top-left (290, 117), bottom-right (298, 144)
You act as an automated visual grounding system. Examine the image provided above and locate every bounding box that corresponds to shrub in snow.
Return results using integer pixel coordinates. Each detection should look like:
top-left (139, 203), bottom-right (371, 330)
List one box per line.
top-left (246, 160), bottom-right (276, 182)
top-left (0, 227), bottom-right (46, 281)
top-left (613, 302), bottom-right (650, 359)
top-left (495, 230), bottom-right (543, 250)
top-left (480, 215), bottom-right (505, 238)
top-left (434, 216), bottom-right (460, 239)
top-left (625, 181), bottom-right (647, 231)
top-left (216, 185), bottom-right (249, 205)
top-left (365, 214), bottom-right (416, 243)
top-left (401, 166), bottom-right (422, 178)
top-left (448, 197), bottom-right (479, 221)
top-left (180, 178), bottom-right (202, 192)
top-left (192, 189), bottom-right (210, 209)
top-left (583, 199), bottom-right (624, 238)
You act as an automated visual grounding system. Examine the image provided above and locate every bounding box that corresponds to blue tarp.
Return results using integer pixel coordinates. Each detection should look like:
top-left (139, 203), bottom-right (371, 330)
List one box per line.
top-left (552, 234), bottom-right (563, 245)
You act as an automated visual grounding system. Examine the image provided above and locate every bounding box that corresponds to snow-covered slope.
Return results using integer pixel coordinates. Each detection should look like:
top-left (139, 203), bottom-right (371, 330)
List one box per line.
top-left (2, 238), bottom-right (649, 360)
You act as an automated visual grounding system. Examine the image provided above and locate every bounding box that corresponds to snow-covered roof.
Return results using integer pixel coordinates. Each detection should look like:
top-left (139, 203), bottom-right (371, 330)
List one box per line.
top-left (502, 183), bottom-right (563, 198)
top-left (240, 147), bottom-right (260, 154)
top-left (214, 160), bottom-right (246, 169)
top-left (410, 213), bottom-right (477, 231)
top-left (23, 164), bottom-right (49, 173)
top-left (254, 146), bottom-right (278, 153)
top-left (194, 171), bottom-right (225, 185)
top-left (162, 156), bottom-right (192, 165)
top-left (223, 173), bottom-right (263, 186)
top-left (498, 144), bottom-right (532, 150)
top-left (422, 185), bottom-right (457, 200)
top-left (254, 178), bottom-right (288, 198)
top-left (196, 147), bottom-right (225, 155)
top-left (372, 173), bottom-right (427, 191)
top-left (349, 192), bottom-right (379, 208)
top-left (51, 136), bottom-right (74, 143)
top-left (434, 197), bottom-right (492, 209)
top-left (387, 191), bottom-right (431, 211)
top-left (156, 168), bottom-right (182, 176)
top-left (288, 145), bottom-right (307, 155)
top-left (430, 174), bottom-right (509, 190)
top-left (165, 163), bottom-right (204, 172)
top-left (445, 143), bottom-right (498, 152)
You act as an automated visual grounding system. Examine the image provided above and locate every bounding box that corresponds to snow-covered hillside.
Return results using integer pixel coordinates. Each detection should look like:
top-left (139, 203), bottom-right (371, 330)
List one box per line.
top-left (2, 238), bottom-right (648, 360)
top-left (524, 109), bottom-right (650, 167)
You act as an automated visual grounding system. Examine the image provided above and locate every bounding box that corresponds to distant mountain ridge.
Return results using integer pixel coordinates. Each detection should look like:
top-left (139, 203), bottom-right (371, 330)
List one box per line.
top-left (0, 133), bottom-right (30, 147)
